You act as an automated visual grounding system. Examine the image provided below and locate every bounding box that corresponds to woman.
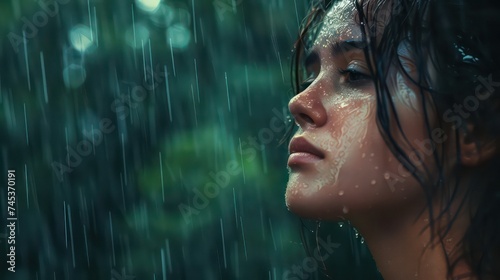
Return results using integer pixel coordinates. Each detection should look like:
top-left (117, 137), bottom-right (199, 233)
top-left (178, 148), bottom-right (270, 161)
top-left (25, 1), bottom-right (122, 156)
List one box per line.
top-left (285, 0), bottom-right (500, 279)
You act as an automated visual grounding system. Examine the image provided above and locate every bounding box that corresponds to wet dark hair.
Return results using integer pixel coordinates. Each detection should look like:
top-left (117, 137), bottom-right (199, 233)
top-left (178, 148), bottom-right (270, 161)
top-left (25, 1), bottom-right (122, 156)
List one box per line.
top-left (290, 0), bottom-right (500, 279)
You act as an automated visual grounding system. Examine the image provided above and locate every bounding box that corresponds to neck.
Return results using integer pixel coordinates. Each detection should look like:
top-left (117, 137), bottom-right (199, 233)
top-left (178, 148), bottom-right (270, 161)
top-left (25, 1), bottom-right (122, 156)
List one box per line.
top-left (351, 198), bottom-right (474, 280)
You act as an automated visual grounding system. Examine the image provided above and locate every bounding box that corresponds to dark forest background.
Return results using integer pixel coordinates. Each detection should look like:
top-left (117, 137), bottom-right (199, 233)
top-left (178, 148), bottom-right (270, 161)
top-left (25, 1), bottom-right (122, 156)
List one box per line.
top-left (0, 0), bottom-right (381, 279)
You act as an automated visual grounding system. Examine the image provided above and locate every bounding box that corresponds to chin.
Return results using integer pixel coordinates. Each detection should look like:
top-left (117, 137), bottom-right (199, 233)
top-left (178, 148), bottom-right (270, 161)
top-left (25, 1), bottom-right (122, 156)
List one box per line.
top-left (285, 182), bottom-right (346, 220)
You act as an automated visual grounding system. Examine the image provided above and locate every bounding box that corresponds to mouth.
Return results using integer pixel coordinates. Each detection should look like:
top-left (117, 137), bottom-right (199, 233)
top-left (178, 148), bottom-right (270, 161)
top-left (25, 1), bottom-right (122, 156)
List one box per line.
top-left (288, 137), bottom-right (325, 167)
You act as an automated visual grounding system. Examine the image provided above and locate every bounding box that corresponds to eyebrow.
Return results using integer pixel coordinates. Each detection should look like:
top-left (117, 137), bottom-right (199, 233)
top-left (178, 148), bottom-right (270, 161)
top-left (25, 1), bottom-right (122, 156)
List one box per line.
top-left (332, 40), bottom-right (366, 55)
top-left (304, 40), bottom-right (366, 69)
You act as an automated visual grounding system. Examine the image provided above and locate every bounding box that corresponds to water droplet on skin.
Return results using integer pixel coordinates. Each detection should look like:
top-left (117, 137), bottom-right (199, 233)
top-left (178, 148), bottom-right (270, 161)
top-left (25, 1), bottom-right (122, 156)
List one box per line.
top-left (342, 206), bottom-right (349, 214)
top-left (338, 190), bottom-right (344, 196)
top-left (355, 185), bottom-right (359, 188)
top-left (370, 153), bottom-right (375, 157)
top-left (371, 180), bottom-right (376, 185)
top-left (361, 153), bottom-right (366, 158)
top-left (374, 166), bottom-right (379, 170)
top-left (384, 173), bottom-right (390, 180)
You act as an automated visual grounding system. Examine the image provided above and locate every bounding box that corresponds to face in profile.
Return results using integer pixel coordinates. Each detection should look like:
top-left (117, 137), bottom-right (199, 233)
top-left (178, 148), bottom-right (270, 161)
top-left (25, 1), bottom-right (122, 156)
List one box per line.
top-left (286, 0), bottom-right (435, 221)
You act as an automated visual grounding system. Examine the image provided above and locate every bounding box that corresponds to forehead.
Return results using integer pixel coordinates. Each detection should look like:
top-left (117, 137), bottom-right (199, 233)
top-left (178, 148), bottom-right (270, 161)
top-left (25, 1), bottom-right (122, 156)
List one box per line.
top-left (311, 0), bottom-right (362, 49)
top-left (314, 0), bottom-right (362, 47)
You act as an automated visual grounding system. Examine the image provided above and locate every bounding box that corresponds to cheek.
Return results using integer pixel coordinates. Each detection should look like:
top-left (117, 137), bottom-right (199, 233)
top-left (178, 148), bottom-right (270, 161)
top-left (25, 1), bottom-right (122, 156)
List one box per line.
top-left (323, 97), bottom-right (373, 185)
top-left (325, 100), bottom-right (402, 206)
top-left (327, 101), bottom-right (426, 214)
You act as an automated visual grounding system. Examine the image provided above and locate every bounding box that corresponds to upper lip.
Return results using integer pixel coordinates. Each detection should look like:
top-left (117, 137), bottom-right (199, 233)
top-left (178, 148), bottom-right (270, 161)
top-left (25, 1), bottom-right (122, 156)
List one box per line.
top-left (289, 137), bottom-right (325, 158)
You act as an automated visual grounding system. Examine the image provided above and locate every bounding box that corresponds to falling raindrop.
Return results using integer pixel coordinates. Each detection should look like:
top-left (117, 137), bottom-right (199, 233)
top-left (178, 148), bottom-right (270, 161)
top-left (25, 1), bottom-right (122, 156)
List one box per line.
top-left (39, 52), bottom-right (48, 103)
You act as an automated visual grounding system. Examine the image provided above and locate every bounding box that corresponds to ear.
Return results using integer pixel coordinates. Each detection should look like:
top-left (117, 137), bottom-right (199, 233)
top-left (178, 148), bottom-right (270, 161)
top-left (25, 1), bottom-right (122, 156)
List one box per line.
top-left (459, 127), bottom-right (496, 166)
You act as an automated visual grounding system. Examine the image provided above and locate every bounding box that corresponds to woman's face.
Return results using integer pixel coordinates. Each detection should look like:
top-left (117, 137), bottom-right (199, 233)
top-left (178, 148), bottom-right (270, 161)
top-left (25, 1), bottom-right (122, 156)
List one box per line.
top-left (286, 0), bottom-right (435, 220)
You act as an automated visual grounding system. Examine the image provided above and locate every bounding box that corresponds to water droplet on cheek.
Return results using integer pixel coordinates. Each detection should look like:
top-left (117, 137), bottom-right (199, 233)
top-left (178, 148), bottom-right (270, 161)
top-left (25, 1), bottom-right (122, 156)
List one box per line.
top-left (338, 190), bottom-right (344, 196)
top-left (384, 173), bottom-right (390, 180)
top-left (342, 206), bottom-right (349, 214)
top-left (371, 180), bottom-right (377, 185)
top-left (361, 153), bottom-right (366, 158)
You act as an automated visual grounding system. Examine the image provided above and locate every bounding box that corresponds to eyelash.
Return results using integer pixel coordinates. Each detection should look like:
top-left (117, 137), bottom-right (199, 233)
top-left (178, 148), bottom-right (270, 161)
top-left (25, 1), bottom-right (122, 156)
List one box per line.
top-left (337, 68), bottom-right (372, 83)
top-left (299, 76), bottom-right (315, 92)
top-left (298, 69), bottom-right (372, 92)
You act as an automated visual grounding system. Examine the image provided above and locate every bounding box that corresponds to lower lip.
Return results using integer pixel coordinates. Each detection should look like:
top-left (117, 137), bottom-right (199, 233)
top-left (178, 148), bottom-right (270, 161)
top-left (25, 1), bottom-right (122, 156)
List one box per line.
top-left (287, 152), bottom-right (322, 166)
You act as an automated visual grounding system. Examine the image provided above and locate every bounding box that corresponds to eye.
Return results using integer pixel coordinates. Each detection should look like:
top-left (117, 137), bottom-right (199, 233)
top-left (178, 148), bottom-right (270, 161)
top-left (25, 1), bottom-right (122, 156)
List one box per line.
top-left (337, 68), bottom-right (372, 84)
top-left (299, 75), bottom-right (316, 92)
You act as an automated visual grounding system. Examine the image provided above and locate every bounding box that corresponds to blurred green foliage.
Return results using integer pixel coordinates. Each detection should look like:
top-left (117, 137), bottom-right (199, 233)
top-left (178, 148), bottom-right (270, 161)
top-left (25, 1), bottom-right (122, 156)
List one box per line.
top-left (0, 0), bottom-right (382, 279)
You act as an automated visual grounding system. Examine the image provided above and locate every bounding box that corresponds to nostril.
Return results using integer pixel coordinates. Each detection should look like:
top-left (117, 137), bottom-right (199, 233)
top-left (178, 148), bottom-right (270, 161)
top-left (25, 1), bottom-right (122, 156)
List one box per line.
top-left (300, 113), bottom-right (315, 125)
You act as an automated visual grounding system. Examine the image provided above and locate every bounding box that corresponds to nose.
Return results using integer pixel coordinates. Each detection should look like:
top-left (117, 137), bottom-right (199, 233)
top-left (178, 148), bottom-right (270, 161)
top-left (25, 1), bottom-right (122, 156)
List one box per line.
top-left (288, 85), bottom-right (327, 130)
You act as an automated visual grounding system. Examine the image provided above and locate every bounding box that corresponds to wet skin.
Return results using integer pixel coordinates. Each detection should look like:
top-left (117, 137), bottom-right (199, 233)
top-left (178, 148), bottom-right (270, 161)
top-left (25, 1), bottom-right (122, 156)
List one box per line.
top-left (285, 0), bottom-right (434, 221)
top-left (284, 1), bottom-right (480, 279)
